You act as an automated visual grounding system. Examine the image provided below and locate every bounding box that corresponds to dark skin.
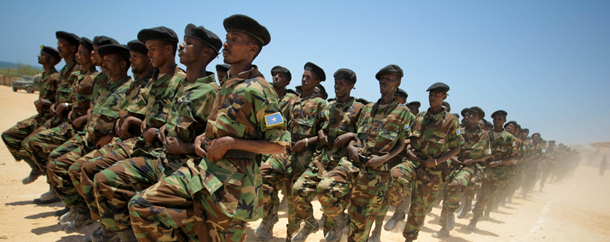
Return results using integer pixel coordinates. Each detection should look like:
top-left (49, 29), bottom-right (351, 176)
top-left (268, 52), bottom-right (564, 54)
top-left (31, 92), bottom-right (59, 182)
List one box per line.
top-left (65, 44), bottom-right (96, 129)
top-left (318, 78), bottom-right (355, 148)
top-left (486, 115), bottom-right (515, 167)
top-left (96, 53), bottom-right (129, 148)
top-left (272, 72), bottom-right (290, 99)
top-left (408, 105), bottom-right (419, 115)
top-left (394, 96), bottom-right (406, 105)
top-left (292, 69), bottom-right (322, 153)
top-left (448, 112), bottom-right (491, 179)
top-left (217, 71), bottom-right (227, 84)
top-left (160, 36), bottom-right (214, 155)
top-left (404, 90), bottom-right (462, 168)
top-left (193, 30), bottom-right (285, 161)
top-left (132, 39), bottom-right (176, 143)
top-left (346, 73), bottom-right (407, 168)
top-left (34, 50), bottom-right (60, 114)
top-left (50, 38), bottom-right (77, 116)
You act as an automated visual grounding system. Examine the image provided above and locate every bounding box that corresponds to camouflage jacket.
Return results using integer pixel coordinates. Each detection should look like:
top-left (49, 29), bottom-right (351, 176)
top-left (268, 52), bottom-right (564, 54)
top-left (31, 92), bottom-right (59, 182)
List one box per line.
top-left (38, 68), bottom-right (60, 120)
top-left (357, 100), bottom-right (414, 161)
top-left (487, 129), bottom-right (517, 166)
top-left (55, 61), bottom-right (79, 104)
top-left (193, 66), bottom-right (290, 222)
top-left (117, 71), bottom-right (154, 128)
top-left (70, 68), bottom-right (100, 120)
top-left (287, 94), bottom-right (326, 142)
top-left (141, 66), bottom-right (185, 129)
top-left (457, 126), bottom-right (491, 162)
top-left (320, 97), bottom-right (364, 161)
top-left (84, 76), bottom-right (131, 143)
top-left (91, 72), bottom-right (109, 106)
top-left (410, 108), bottom-right (464, 163)
top-left (279, 92), bottom-right (298, 121)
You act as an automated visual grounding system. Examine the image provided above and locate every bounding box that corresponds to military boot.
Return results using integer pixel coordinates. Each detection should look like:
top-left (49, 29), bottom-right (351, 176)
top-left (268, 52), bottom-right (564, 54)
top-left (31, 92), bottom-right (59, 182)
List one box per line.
top-left (117, 228), bottom-right (137, 242)
top-left (467, 215), bottom-right (480, 230)
top-left (368, 219), bottom-right (382, 242)
top-left (59, 206), bottom-right (76, 223)
top-left (63, 205), bottom-right (94, 233)
top-left (292, 217), bottom-right (320, 242)
top-left (22, 158), bottom-right (43, 184)
top-left (446, 212), bottom-right (456, 231)
top-left (33, 185), bottom-right (61, 204)
top-left (55, 206), bottom-right (70, 217)
top-left (82, 225), bottom-right (103, 242)
top-left (324, 212), bottom-right (348, 242)
top-left (431, 227), bottom-right (450, 238)
top-left (98, 227), bottom-right (119, 242)
top-left (254, 209), bottom-right (279, 240)
top-left (457, 199), bottom-right (472, 218)
top-left (384, 197), bottom-right (410, 231)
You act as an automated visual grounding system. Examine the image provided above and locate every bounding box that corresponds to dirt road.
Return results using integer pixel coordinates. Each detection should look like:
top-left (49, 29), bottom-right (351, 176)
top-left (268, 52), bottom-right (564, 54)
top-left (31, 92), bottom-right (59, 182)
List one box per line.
top-left (0, 85), bottom-right (608, 241)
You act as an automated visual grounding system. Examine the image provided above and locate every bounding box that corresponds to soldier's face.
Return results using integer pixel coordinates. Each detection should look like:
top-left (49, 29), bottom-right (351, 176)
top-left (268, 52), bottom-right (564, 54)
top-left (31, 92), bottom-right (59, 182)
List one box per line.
top-left (409, 106), bottom-right (419, 115)
top-left (394, 96), bottom-right (406, 104)
top-left (428, 91), bottom-right (446, 108)
top-left (273, 72), bottom-right (289, 88)
top-left (38, 51), bottom-right (50, 65)
top-left (302, 70), bottom-right (319, 92)
top-left (505, 123), bottom-right (516, 134)
top-left (102, 54), bottom-right (125, 78)
top-left (146, 40), bottom-right (170, 68)
top-left (467, 112), bottom-right (482, 126)
top-left (334, 78), bottom-right (353, 99)
top-left (57, 39), bottom-right (76, 58)
top-left (492, 115), bottom-right (506, 129)
top-left (179, 37), bottom-right (206, 66)
top-left (223, 31), bottom-right (255, 65)
top-left (130, 51), bottom-right (150, 75)
top-left (532, 134), bottom-right (540, 143)
top-left (75, 44), bottom-right (92, 65)
top-left (523, 131), bottom-right (529, 137)
top-left (378, 74), bottom-right (400, 96)
top-left (91, 46), bottom-right (103, 66)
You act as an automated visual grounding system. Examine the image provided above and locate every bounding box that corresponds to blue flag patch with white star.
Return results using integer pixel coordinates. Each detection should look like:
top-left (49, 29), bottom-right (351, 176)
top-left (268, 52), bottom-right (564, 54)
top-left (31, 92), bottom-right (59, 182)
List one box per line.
top-left (265, 112), bottom-right (284, 127)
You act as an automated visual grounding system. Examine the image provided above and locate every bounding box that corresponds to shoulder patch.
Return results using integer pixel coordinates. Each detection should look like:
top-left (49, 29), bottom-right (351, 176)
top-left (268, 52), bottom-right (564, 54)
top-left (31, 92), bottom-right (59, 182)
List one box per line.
top-left (322, 110), bottom-right (326, 117)
top-left (265, 112), bottom-right (284, 127)
top-left (512, 142), bottom-right (517, 147)
top-left (457, 129), bottom-right (461, 135)
top-left (542, 149), bottom-right (546, 153)
top-left (404, 124), bottom-right (410, 131)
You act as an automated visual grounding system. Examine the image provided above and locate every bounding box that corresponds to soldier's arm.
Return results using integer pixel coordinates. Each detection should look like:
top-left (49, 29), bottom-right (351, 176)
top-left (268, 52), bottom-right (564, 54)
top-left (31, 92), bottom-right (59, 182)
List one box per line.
top-left (206, 137), bottom-right (286, 162)
top-left (422, 146), bottom-right (462, 168)
top-left (366, 137), bottom-right (406, 168)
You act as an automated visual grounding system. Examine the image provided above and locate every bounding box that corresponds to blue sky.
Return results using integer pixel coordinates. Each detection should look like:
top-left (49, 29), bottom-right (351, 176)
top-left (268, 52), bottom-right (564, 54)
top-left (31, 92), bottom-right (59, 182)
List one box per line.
top-left (1, 0), bottom-right (609, 147)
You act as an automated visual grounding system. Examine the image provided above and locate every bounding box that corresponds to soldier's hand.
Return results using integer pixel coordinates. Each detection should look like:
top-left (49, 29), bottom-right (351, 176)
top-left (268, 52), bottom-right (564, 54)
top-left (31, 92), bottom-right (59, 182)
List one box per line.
top-left (140, 119), bottom-right (147, 134)
top-left (158, 125), bottom-right (167, 143)
top-left (463, 159), bottom-right (475, 166)
top-left (34, 100), bottom-right (43, 114)
top-left (406, 149), bottom-right (421, 162)
top-left (165, 137), bottom-right (185, 155)
top-left (142, 128), bottom-right (157, 143)
top-left (120, 117), bottom-right (139, 138)
top-left (334, 133), bottom-right (354, 149)
top-left (50, 103), bottom-right (57, 116)
top-left (292, 139), bottom-right (306, 153)
top-left (55, 103), bottom-right (66, 116)
top-left (347, 144), bottom-right (360, 163)
top-left (207, 137), bottom-right (232, 162)
top-left (96, 135), bottom-right (114, 148)
top-left (319, 132), bottom-right (328, 146)
top-left (421, 156), bottom-right (436, 168)
top-left (194, 133), bottom-right (207, 158)
top-left (114, 119), bottom-right (121, 136)
top-left (365, 155), bottom-right (386, 169)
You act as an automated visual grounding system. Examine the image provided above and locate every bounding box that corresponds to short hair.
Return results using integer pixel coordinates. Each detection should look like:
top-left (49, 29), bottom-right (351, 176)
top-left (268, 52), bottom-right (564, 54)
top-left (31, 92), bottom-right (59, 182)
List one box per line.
top-left (160, 39), bottom-right (177, 56)
top-left (246, 34), bottom-right (263, 60)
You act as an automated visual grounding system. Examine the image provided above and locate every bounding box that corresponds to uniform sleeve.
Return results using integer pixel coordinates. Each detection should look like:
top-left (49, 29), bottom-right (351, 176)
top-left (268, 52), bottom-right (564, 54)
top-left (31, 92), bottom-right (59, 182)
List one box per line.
top-left (253, 81), bottom-right (291, 146)
top-left (320, 102), bottom-right (331, 131)
top-left (93, 85), bottom-right (129, 136)
top-left (400, 110), bottom-right (416, 139)
top-left (446, 118), bottom-right (465, 149)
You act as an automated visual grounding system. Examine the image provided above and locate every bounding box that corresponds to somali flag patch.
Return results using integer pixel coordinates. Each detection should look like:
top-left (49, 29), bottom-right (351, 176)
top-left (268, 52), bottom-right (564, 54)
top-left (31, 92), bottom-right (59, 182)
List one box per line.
top-left (457, 129), bottom-right (461, 135)
top-left (322, 110), bottom-right (326, 117)
top-left (265, 112), bottom-right (284, 127)
top-left (404, 124), bottom-right (410, 131)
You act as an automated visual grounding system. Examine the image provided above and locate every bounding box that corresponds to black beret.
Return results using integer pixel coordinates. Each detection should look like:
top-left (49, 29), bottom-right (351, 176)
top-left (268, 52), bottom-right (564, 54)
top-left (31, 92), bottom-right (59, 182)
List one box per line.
top-left (356, 98), bottom-right (371, 105)
top-left (460, 108), bottom-right (469, 117)
top-left (407, 101), bottom-right (421, 108)
top-left (79, 37), bottom-right (94, 51)
top-left (394, 88), bottom-right (408, 99)
top-left (504, 120), bottom-right (518, 128)
top-left (442, 101), bottom-right (451, 111)
top-left (184, 23), bottom-right (222, 53)
top-left (271, 65), bottom-right (292, 82)
top-left (40, 45), bottom-right (60, 61)
top-left (98, 44), bottom-right (130, 57)
top-left (223, 14), bottom-right (271, 46)
top-left (316, 84), bottom-right (328, 99)
top-left (137, 26), bottom-right (179, 43)
top-left (453, 113), bottom-right (461, 119)
top-left (93, 36), bottom-right (119, 47)
top-left (375, 64), bottom-right (403, 80)
top-left (286, 89), bottom-right (298, 95)
top-left (127, 40), bottom-right (148, 54)
top-left (56, 31), bottom-right (80, 46)
top-left (491, 110), bottom-right (508, 118)
top-left (216, 64), bottom-right (230, 73)
top-left (304, 62), bottom-right (326, 81)
top-left (295, 85), bottom-right (302, 91)
top-left (549, 140), bottom-right (556, 143)
top-left (468, 106), bottom-right (485, 118)
top-left (333, 68), bottom-right (357, 84)
top-left (522, 128), bottom-right (530, 133)
top-left (427, 82), bottom-right (450, 92)
top-left (327, 98), bottom-right (336, 102)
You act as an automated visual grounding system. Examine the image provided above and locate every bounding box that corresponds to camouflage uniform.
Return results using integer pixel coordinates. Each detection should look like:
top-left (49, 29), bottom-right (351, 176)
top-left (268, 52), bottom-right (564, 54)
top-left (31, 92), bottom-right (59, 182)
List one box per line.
top-left (92, 67), bottom-right (186, 232)
top-left (22, 68), bottom-right (96, 172)
top-left (317, 100), bottom-right (413, 242)
top-left (471, 130), bottom-right (516, 218)
top-left (522, 143), bottom-right (545, 197)
top-left (1, 68), bottom-right (59, 164)
top-left (46, 76), bottom-right (130, 207)
top-left (292, 97), bottom-right (364, 234)
top-left (438, 126), bottom-right (490, 226)
top-left (128, 67), bottom-right (290, 242)
top-left (69, 71), bottom-right (152, 219)
top-left (387, 108), bottom-right (463, 241)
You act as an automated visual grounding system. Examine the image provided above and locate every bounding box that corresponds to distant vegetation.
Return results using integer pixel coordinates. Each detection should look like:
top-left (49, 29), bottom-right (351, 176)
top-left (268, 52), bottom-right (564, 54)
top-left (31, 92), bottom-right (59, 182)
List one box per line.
top-left (0, 61), bottom-right (43, 77)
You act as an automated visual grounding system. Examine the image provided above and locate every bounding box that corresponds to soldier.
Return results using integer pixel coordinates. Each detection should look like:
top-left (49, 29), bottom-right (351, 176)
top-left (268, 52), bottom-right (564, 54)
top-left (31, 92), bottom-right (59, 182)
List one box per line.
top-left (315, 83), bottom-right (328, 100)
top-left (539, 140), bottom-right (556, 192)
top-left (89, 36), bottom-right (120, 108)
top-left (127, 14), bottom-right (290, 242)
top-left (467, 110), bottom-right (517, 229)
top-left (91, 25), bottom-right (191, 240)
top-left (320, 65), bottom-right (413, 242)
top-left (215, 63), bottom-right (229, 85)
top-left (287, 68), bottom-right (364, 241)
top-left (600, 156), bottom-right (607, 176)
top-left (1, 45), bottom-right (61, 184)
top-left (406, 101), bottom-right (420, 115)
top-left (271, 65), bottom-right (298, 117)
top-left (394, 88), bottom-right (408, 105)
top-left (384, 82), bottom-right (463, 242)
top-left (432, 106), bottom-right (491, 238)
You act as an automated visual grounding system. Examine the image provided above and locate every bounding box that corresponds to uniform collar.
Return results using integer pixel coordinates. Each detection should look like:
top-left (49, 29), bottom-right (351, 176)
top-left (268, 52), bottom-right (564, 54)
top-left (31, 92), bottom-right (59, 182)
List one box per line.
top-left (224, 65), bottom-right (261, 87)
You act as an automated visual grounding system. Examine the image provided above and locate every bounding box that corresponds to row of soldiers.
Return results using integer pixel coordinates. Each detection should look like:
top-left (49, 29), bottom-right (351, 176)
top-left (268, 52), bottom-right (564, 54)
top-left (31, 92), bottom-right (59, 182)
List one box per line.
top-left (0, 13), bottom-right (580, 242)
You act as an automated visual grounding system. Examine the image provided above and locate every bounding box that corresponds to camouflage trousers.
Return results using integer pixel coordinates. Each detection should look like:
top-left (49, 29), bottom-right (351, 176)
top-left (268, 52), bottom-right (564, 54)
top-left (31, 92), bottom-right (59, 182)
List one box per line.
top-left (260, 148), bottom-right (314, 239)
top-left (47, 132), bottom-right (93, 207)
top-left (439, 166), bottom-right (475, 226)
top-left (1, 114), bottom-right (40, 161)
top-left (317, 157), bottom-right (358, 236)
top-left (68, 137), bottom-right (131, 220)
top-left (388, 161), bottom-right (446, 240)
top-left (23, 122), bottom-right (74, 172)
top-left (472, 167), bottom-right (507, 217)
top-left (521, 163), bottom-right (539, 195)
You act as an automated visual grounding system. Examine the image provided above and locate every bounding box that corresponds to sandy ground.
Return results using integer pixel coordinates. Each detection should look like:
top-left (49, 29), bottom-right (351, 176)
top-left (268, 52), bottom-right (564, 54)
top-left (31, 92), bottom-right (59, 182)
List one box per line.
top-left (0, 85), bottom-right (609, 241)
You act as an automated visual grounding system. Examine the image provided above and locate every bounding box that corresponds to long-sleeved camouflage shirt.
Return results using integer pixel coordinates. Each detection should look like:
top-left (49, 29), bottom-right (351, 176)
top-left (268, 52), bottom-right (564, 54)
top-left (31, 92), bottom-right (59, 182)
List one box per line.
top-left (410, 108), bottom-right (464, 163)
